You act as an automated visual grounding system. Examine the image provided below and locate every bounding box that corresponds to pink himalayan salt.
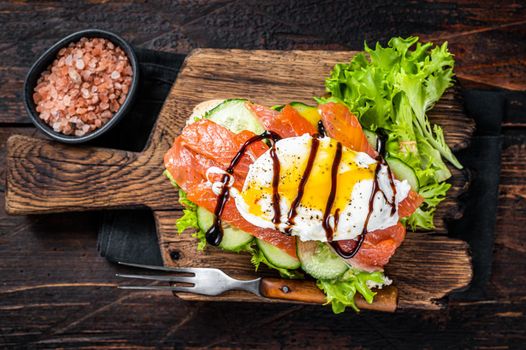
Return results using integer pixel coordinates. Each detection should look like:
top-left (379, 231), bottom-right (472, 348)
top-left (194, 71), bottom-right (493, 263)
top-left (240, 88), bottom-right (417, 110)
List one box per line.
top-left (33, 37), bottom-right (133, 137)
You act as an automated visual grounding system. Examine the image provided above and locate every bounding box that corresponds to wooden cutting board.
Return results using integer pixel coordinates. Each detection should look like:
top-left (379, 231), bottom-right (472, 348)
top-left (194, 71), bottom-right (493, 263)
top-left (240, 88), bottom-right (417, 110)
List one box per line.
top-left (6, 49), bottom-right (474, 310)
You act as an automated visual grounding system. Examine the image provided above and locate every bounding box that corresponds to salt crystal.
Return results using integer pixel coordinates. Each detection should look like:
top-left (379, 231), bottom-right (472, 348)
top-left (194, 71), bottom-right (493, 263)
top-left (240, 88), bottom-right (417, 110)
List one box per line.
top-left (101, 110), bottom-right (112, 119)
top-left (65, 55), bottom-right (73, 66)
top-left (110, 101), bottom-right (119, 112)
top-left (110, 71), bottom-right (120, 80)
top-left (81, 70), bottom-right (92, 81)
top-left (40, 111), bottom-right (50, 121)
top-left (75, 58), bottom-right (85, 70)
top-left (68, 68), bottom-right (81, 83)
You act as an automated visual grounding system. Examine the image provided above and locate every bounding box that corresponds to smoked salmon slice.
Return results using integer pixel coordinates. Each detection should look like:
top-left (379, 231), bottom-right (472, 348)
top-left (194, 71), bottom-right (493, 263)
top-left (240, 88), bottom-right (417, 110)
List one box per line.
top-left (318, 102), bottom-right (378, 157)
top-left (334, 223), bottom-right (406, 271)
top-left (398, 190), bottom-right (425, 218)
top-left (249, 103), bottom-right (317, 138)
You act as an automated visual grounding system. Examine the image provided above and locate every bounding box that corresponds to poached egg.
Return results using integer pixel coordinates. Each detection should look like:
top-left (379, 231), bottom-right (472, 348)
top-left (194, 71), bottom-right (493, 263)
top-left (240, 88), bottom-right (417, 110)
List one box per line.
top-left (225, 134), bottom-right (410, 242)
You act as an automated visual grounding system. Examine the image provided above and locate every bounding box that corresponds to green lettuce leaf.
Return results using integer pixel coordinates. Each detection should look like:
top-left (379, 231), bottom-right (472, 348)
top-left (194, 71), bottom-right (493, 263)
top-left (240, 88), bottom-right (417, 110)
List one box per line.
top-left (317, 269), bottom-right (388, 313)
top-left (404, 182), bottom-right (451, 230)
top-left (176, 190), bottom-right (207, 251)
top-left (322, 36), bottom-right (460, 230)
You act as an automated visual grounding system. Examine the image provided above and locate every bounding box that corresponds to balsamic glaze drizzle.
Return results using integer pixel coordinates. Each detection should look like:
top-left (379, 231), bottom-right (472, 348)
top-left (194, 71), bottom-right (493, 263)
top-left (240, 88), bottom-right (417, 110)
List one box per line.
top-left (207, 125), bottom-right (398, 261)
top-left (205, 130), bottom-right (281, 246)
top-left (269, 145), bottom-right (282, 227)
top-left (284, 137), bottom-right (320, 234)
top-left (330, 136), bottom-right (398, 259)
top-left (322, 142), bottom-right (343, 242)
top-left (317, 120), bottom-right (327, 137)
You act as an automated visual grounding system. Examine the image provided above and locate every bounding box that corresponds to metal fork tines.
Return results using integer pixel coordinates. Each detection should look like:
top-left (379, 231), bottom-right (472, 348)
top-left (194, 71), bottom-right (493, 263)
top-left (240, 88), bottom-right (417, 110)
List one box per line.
top-left (116, 262), bottom-right (262, 297)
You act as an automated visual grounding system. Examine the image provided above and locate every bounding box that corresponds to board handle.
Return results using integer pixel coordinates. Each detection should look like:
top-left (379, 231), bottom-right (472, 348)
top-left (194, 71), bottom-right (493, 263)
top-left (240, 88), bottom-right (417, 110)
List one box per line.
top-left (5, 135), bottom-right (177, 214)
top-left (259, 277), bottom-right (398, 312)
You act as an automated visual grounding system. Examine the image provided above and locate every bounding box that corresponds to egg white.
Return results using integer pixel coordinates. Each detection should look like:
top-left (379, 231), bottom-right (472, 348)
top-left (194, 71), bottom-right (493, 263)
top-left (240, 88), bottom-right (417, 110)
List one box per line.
top-left (226, 134), bottom-right (410, 242)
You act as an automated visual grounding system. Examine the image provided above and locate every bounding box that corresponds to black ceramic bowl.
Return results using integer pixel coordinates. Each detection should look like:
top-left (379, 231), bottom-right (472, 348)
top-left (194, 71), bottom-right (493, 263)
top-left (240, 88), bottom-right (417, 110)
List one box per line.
top-left (23, 29), bottom-right (139, 144)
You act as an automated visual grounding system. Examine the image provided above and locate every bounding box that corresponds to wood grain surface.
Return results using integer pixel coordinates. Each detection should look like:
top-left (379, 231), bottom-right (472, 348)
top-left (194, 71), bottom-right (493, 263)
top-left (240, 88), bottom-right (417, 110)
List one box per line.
top-left (6, 49), bottom-right (474, 311)
top-left (0, 1), bottom-right (525, 348)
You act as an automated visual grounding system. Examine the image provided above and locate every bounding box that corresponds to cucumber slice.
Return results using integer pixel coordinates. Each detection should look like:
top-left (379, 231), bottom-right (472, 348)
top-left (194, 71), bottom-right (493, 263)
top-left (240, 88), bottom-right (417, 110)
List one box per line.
top-left (296, 240), bottom-right (348, 280)
top-left (205, 99), bottom-right (265, 134)
top-left (363, 129), bottom-right (378, 149)
top-left (220, 223), bottom-right (254, 251)
top-left (386, 157), bottom-right (420, 191)
top-left (289, 102), bottom-right (321, 127)
top-left (196, 206), bottom-right (215, 232)
top-left (196, 207), bottom-right (253, 251)
top-left (256, 238), bottom-right (301, 269)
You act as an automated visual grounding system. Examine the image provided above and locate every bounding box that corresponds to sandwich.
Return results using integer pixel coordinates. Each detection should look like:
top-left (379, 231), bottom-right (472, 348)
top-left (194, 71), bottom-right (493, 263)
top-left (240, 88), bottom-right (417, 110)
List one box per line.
top-left (163, 37), bottom-right (460, 313)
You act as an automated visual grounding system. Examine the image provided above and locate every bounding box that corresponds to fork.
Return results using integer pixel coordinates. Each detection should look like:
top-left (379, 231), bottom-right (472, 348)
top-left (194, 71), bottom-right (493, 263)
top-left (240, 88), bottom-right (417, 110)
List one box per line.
top-left (115, 262), bottom-right (398, 311)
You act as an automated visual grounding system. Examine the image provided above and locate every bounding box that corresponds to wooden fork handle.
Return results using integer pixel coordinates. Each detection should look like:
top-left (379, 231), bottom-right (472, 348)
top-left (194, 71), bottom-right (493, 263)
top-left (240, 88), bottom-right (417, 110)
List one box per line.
top-left (259, 278), bottom-right (398, 312)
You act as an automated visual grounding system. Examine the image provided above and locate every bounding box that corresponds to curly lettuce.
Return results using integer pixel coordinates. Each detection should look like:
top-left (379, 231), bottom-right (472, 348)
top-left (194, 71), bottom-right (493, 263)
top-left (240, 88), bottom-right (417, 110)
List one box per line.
top-left (322, 36), bottom-right (460, 230)
top-left (317, 269), bottom-right (389, 313)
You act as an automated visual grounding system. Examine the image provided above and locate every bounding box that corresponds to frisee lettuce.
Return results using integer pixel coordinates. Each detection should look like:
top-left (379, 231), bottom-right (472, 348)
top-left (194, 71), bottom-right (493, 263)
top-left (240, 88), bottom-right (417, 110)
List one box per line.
top-left (317, 269), bottom-right (388, 313)
top-left (177, 190), bottom-right (207, 251)
top-left (322, 36), bottom-right (461, 230)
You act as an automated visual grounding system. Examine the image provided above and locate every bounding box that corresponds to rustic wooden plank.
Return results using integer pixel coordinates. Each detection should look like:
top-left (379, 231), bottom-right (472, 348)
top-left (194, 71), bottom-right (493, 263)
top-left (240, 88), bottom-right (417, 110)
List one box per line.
top-left (5, 135), bottom-right (178, 214)
top-left (151, 49), bottom-right (473, 309)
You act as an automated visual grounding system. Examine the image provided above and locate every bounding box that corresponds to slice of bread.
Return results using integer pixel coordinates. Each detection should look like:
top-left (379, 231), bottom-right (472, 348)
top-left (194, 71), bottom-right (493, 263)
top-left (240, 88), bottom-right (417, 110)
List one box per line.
top-left (188, 99), bottom-right (225, 124)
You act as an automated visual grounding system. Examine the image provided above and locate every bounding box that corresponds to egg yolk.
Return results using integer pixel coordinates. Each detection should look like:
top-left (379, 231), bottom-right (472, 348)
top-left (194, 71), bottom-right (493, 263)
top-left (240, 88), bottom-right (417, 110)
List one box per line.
top-left (241, 137), bottom-right (376, 220)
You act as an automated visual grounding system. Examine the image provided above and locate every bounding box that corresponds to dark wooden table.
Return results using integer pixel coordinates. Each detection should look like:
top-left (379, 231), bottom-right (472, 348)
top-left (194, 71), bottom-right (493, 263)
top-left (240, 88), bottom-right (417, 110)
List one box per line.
top-left (1, 1), bottom-right (525, 348)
